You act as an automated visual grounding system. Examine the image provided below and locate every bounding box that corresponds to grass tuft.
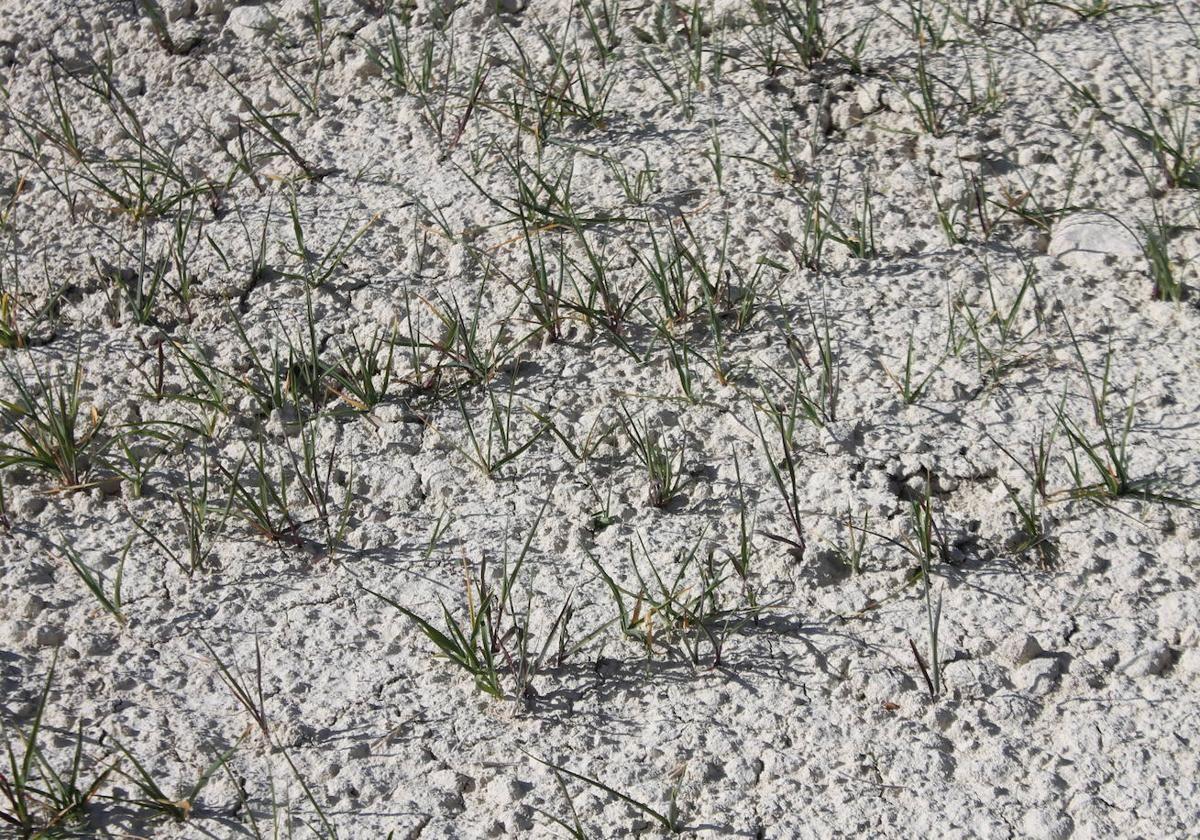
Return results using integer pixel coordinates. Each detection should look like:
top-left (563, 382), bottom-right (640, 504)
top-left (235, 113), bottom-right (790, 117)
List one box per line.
top-left (0, 351), bottom-right (112, 489)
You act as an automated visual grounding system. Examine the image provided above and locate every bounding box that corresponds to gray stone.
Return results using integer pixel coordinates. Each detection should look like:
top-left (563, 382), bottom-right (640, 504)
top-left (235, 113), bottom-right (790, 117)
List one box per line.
top-left (1001, 633), bottom-right (1043, 666)
top-left (17, 593), bottom-right (47, 620)
top-left (35, 623), bottom-right (67, 647)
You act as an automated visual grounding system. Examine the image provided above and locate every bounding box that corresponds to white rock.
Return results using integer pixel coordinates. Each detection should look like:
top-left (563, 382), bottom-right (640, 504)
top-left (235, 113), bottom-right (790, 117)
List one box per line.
top-left (856, 80), bottom-right (882, 113)
top-left (1123, 639), bottom-right (1173, 677)
top-left (1022, 808), bottom-right (1074, 840)
top-left (226, 4), bottom-right (278, 39)
top-left (1048, 213), bottom-right (1142, 267)
top-left (195, 0), bottom-right (226, 17)
top-left (277, 0), bottom-right (313, 24)
top-left (159, 0), bottom-right (195, 21)
top-left (1013, 657), bottom-right (1060, 696)
top-left (862, 667), bottom-right (916, 703)
top-left (1175, 646), bottom-right (1200, 679)
top-left (209, 111), bottom-right (240, 142)
top-left (418, 0), bottom-right (458, 25)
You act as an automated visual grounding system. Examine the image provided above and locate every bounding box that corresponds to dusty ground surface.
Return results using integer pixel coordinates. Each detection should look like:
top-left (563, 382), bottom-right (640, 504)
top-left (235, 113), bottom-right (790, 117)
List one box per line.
top-left (1, 0), bottom-right (1199, 837)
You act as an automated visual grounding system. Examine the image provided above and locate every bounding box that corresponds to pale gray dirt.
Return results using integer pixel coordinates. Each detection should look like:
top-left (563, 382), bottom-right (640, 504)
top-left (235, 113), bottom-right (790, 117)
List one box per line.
top-left (0, 1), bottom-right (1198, 838)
